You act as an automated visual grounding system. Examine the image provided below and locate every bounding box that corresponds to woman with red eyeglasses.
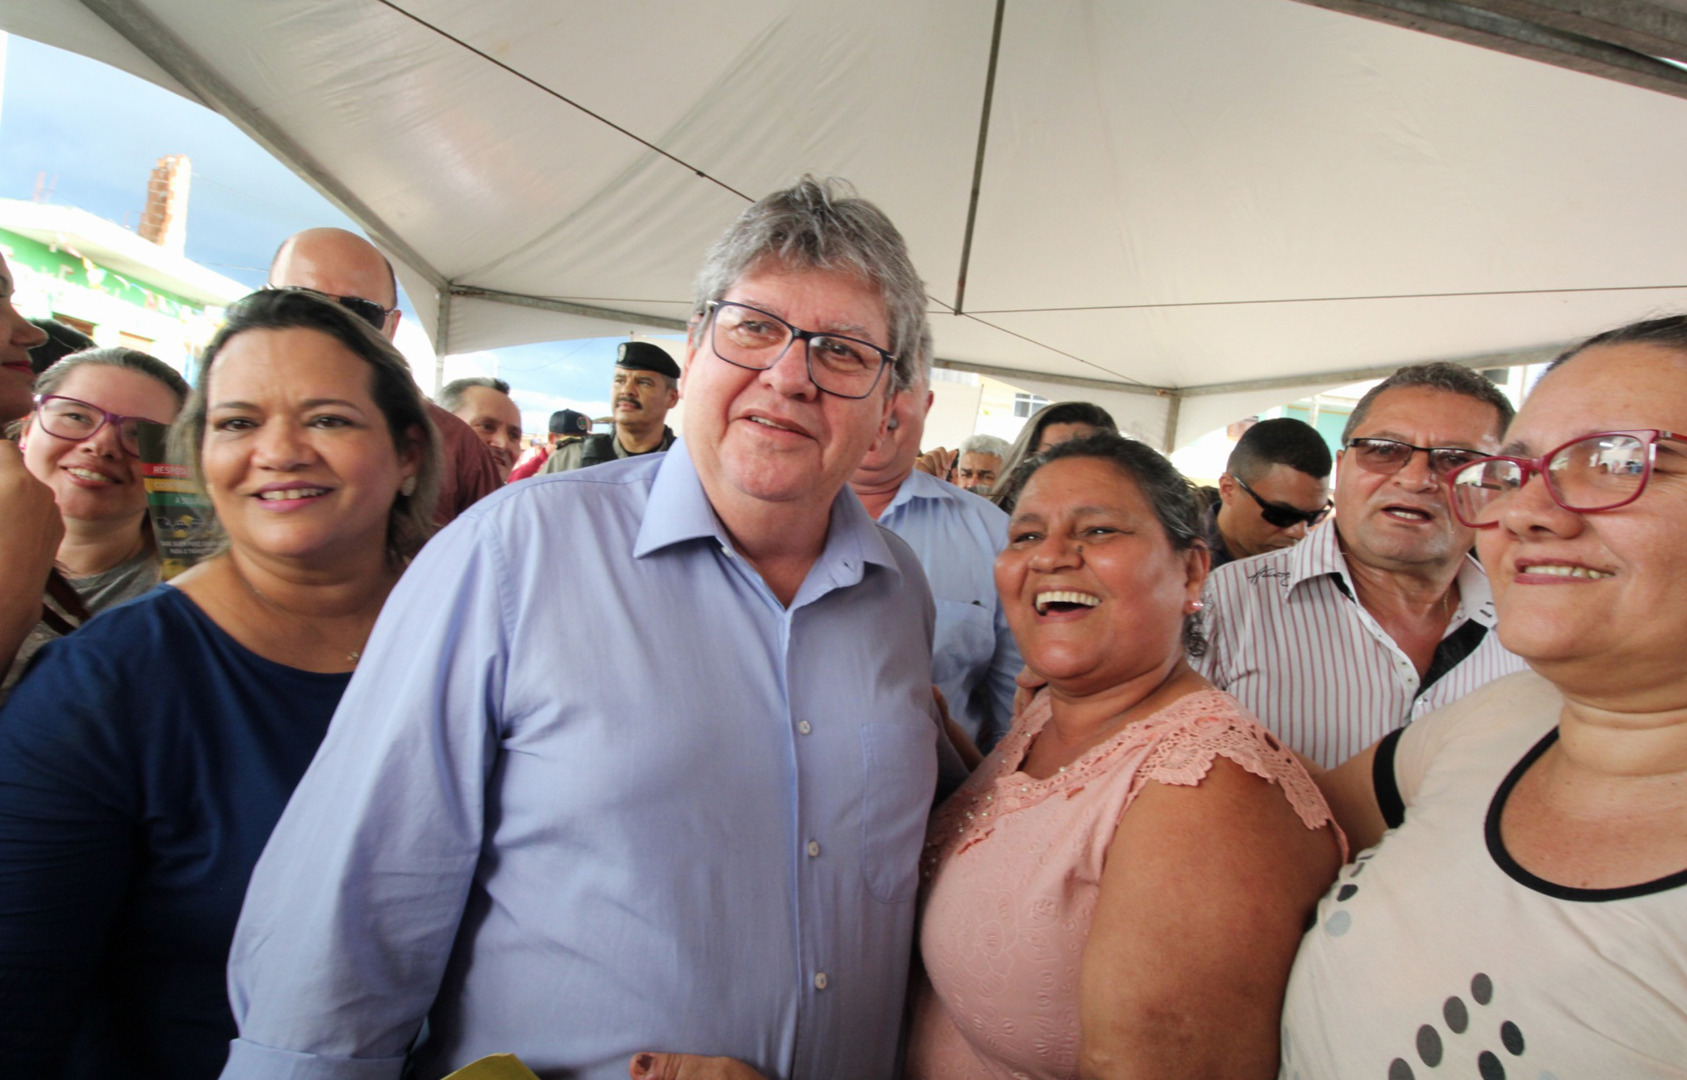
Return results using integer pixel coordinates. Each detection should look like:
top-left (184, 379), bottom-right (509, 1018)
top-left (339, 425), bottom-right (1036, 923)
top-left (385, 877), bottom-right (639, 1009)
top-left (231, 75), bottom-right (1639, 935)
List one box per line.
top-left (1285, 315), bottom-right (1687, 1078)
top-left (3, 347), bottom-right (188, 697)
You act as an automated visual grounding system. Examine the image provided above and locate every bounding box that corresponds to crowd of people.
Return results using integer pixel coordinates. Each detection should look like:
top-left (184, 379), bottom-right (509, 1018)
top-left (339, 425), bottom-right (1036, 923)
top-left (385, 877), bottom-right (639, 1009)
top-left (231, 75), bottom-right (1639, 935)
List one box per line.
top-left (0, 176), bottom-right (1682, 1080)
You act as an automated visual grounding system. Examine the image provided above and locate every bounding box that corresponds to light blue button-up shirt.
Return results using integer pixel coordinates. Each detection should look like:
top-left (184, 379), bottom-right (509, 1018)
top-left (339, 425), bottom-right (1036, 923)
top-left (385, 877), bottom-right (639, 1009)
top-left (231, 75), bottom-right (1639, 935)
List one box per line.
top-left (873, 469), bottom-right (1021, 752)
top-left (223, 442), bottom-right (940, 1080)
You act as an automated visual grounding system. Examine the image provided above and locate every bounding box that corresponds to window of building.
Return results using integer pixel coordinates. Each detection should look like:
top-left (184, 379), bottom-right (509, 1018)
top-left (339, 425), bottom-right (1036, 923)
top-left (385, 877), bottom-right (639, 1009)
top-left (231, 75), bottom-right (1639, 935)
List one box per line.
top-left (1012, 392), bottom-right (1049, 418)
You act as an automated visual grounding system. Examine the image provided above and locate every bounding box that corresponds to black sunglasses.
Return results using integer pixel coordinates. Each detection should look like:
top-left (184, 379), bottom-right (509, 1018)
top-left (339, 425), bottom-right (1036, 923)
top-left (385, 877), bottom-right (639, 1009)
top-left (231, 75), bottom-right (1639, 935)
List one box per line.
top-left (1233, 474), bottom-right (1331, 529)
top-left (264, 285), bottom-right (393, 331)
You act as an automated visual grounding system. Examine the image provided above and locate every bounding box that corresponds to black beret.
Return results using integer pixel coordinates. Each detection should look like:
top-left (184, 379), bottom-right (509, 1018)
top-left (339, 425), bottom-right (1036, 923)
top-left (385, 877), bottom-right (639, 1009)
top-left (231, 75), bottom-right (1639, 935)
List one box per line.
top-left (616, 341), bottom-right (681, 380)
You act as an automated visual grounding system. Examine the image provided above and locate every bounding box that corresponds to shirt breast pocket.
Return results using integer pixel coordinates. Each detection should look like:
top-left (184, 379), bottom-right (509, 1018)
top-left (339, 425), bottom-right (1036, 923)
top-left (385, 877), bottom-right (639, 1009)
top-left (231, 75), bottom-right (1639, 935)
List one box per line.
top-left (859, 720), bottom-right (936, 904)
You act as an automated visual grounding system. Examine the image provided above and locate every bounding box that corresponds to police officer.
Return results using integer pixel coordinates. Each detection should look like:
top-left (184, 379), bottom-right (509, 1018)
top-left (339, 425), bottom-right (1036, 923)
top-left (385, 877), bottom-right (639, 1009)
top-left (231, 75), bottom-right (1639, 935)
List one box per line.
top-left (542, 341), bottom-right (680, 474)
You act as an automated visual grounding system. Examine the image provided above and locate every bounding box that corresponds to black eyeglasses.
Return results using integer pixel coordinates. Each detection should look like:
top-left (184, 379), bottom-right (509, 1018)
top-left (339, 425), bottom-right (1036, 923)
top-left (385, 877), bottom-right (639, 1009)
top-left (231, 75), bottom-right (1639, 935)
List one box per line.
top-left (1448, 429), bottom-right (1686, 528)
top-left (1232, 474), bottom-right (1331, 529)
top-left (1345, 437), bottom-right (1487, 478)
top-left (704, 300), bottom-right (894, 400)
top-left (265, 285), bottom-right (393, 331)
top-left (33, 395), bottom-right (171, 457)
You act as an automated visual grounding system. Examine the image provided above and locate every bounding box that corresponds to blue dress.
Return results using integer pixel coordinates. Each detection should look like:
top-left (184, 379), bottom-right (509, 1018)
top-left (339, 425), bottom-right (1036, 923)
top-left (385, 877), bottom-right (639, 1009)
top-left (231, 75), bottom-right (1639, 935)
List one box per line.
top-left (0, 584), bottom-right (349, 1079)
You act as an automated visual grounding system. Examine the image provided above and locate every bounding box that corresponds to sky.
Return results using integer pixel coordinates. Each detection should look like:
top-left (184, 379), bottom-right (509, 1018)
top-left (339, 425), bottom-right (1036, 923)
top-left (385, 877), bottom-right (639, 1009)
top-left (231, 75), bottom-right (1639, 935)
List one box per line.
top-left (0, 33), bottom-right (642, 432)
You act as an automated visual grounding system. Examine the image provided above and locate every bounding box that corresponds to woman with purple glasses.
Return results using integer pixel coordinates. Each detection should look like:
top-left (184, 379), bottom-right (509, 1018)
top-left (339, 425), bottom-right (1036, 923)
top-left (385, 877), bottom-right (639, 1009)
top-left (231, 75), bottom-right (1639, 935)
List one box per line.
top-left (2, 347), bottom-right (188, 697)
top-left (1285, 315), bottom-right (1687, 1078)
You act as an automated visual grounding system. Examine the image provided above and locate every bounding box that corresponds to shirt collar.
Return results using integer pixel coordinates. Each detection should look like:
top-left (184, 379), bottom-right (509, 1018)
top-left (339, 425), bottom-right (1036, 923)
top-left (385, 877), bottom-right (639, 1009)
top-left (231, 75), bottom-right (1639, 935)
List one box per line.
top-left (635, 438), bottom-right (905, 581)
top-left (877, 468), bottom-right (942, 519)
top-left (1287, 519), bottom-right (1348, 590)
top-left (1292, 518), bottom-right (1497, 626)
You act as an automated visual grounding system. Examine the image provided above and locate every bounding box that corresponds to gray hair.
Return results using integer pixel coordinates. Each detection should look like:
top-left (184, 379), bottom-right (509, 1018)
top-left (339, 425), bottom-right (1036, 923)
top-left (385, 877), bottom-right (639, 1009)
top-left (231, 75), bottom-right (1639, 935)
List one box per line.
top-left (960, 433), bottom-right (1010, 459)
top-left (437, 375), bottom-right (512, 413)
top-left (172, 288), bottom-right (441, 567)
top-left (1340, 362), bottom-right (1514, 444)
top-left (691, 175), bottom-right (929, 392)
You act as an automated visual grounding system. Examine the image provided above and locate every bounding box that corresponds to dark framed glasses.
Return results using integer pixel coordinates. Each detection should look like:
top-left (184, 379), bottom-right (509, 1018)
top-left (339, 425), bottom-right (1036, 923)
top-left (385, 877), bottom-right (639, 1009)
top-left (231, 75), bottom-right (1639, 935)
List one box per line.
top-left (1345, 437), bottom-right (1487, 478)
top-left (265, 285), bottom-right (393, 331)
top-left (1232, 474), bottom-right (1331, 529)
top-left (33, 395), bottom-right (171, 457)
top-left (1448, 429), bottom-right (1685, 528)
top-left (704, 300), bottom-right (894, 400)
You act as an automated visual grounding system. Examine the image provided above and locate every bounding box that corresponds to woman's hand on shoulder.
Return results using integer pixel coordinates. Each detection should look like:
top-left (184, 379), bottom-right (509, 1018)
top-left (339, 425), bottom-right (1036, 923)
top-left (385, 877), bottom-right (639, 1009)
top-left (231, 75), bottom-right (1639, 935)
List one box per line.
top-left (1078, 756), bottom-right (1341, 1079)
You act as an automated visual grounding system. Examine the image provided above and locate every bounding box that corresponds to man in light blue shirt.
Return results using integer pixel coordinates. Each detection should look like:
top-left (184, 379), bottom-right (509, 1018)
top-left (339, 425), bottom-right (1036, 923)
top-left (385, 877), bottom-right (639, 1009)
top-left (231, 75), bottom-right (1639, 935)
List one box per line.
top-left (223, 179), bottom-right (948, 1080)
top-left (850, 367), bottom-right (1020, 752)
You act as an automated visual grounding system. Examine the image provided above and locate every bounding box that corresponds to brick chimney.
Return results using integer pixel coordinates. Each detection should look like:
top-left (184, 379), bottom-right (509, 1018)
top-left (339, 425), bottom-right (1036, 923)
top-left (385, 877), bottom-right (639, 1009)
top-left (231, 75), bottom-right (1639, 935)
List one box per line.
top-left (138, 154), bottom-right (191, 254)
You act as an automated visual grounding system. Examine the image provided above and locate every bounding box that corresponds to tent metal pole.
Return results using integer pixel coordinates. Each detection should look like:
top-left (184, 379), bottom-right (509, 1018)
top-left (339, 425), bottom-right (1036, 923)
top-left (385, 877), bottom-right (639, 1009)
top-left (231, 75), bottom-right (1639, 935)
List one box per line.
top-left (1161, 392), bottom-right (1183, 454)
top-left (1474, 0), bottom-right (1687, 64)
top-left (448, 286), bottom-right (690, 332)
top-left (952, 0), bottom-right (1008, 316)
top-left (1295, 0), bottom-right (1687, 101)
top-left (77, 0), bottom-right (450, 292)
top-left (1175, 344), bottom-right (1562, 397)
top-left (434, 290), bottom-right (452, 396)
top-left (935, 342), bottom-right (1562, 401)
top-left (932, 358), bottom-right (1171, 397)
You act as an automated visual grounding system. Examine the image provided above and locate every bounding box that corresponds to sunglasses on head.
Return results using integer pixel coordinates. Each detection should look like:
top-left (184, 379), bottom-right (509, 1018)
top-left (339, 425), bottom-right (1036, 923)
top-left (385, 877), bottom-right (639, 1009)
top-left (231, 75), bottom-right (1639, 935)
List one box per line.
top-left (264, 285), bottom-right (393, 331)
top-left (1232, 474), bottom-right (1331, 529)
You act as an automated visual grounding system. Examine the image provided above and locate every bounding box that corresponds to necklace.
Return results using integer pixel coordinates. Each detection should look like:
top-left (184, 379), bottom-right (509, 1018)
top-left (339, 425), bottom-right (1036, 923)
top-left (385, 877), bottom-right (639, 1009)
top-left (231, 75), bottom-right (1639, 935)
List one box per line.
top-left (227, 558), bottom-right (369, 666)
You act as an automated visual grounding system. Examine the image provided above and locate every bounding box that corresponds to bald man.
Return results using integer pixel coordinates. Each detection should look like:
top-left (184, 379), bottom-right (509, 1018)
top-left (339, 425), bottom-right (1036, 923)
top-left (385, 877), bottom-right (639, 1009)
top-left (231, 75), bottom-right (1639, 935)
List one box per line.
top-left (269, 228), bottom-right (501, 526)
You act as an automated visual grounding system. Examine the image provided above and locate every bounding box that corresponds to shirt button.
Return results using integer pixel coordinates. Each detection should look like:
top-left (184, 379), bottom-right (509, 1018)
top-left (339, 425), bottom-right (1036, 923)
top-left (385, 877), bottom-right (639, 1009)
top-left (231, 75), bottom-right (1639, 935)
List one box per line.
top-left (814, 972), bottom-right (828, 990)
top-left (807, 840), bottom-right (821, 857)
top-left (798, 720), bottom-right (813, 735)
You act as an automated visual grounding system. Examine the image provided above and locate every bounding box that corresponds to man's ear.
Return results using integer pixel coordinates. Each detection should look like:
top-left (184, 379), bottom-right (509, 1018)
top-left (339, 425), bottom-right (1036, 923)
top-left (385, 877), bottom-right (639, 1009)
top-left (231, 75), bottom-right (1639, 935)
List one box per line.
top-left (679, 320), bottom-right (702, 396)
top-left (1216, 472), bottom-right (1238, 506)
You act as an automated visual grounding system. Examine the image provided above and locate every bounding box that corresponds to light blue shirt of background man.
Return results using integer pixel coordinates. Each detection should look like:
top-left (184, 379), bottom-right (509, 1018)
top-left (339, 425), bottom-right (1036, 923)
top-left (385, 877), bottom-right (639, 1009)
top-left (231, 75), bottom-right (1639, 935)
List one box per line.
top-left (222, 179), bottom-right (948, 1080)
top-left (850, 370), bottom-right (1020, 752)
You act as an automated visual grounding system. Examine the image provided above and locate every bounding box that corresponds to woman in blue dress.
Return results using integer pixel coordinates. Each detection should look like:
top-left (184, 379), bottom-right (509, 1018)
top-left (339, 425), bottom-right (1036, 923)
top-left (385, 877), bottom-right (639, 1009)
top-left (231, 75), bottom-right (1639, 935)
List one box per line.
top-left (0, 287), bottom-right (440, 1079)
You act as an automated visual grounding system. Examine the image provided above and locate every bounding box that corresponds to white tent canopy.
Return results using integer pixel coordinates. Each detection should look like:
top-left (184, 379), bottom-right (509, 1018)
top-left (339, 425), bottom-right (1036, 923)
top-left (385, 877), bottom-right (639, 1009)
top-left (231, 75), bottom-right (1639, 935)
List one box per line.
top-left (9, 0), bottom-right (1687, 447)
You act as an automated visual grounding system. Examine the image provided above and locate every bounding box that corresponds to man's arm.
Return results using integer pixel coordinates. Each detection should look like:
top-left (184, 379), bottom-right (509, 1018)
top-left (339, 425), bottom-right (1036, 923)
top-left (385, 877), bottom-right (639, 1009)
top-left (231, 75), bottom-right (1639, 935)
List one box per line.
top-left (0, 442), bottom-right (62, 673)
top-left (223, 514), bottom-right (508, 1079)
top-left (979, 594), bottom-right (1024, 752)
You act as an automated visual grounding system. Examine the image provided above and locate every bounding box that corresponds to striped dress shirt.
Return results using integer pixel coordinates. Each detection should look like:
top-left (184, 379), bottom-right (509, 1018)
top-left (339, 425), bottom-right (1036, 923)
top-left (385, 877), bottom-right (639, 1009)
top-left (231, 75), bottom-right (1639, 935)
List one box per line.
top-left (1195, 523), bottom-right (1527, 768)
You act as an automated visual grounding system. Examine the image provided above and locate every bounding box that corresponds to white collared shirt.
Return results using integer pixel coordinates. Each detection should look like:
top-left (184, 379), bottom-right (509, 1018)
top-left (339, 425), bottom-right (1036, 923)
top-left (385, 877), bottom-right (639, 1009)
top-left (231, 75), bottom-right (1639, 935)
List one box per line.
top-left (1195, 523), bottom-right (1527, 768)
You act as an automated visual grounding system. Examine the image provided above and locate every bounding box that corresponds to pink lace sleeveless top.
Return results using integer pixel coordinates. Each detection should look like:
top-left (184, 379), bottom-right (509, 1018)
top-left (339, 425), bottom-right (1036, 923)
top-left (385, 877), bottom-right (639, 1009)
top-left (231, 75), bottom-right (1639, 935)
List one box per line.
top-left (905, 688), bottom-right (1336, 1080)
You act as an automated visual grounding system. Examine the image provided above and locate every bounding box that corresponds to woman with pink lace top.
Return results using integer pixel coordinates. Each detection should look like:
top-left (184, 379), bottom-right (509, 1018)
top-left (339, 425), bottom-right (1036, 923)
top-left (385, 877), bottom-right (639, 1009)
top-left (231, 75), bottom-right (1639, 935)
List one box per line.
top-left (627, 436), bottom-right (1343, 1080)
top-left (904, 434), bottom-right (1343, 1080)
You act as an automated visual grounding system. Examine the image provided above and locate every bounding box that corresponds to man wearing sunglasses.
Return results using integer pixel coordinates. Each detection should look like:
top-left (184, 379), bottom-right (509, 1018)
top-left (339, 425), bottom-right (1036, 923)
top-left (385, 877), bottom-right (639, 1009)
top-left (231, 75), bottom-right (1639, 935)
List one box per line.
top-left (1196, 362), bottom-right (1528, 767)
top-left (268, 228), bottom-right (501, 525)
top-left (1207, 417), bottom-right (1333, 568)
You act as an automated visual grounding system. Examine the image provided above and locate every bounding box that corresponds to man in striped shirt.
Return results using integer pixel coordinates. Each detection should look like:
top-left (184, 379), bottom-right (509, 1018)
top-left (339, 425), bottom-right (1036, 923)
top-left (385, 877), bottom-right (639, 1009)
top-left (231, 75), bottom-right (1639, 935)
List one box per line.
top-left (1196, 362), bottom-right (1529, 768)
